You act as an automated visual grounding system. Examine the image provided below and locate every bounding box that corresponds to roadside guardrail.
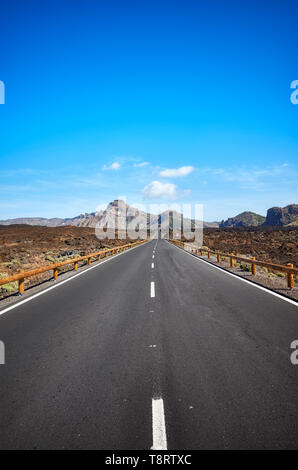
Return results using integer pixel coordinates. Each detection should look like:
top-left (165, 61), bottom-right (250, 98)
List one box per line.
top-left (0, 240), bottom-right (147, 295)
top-left (169, 239), bottom-right (297, 288)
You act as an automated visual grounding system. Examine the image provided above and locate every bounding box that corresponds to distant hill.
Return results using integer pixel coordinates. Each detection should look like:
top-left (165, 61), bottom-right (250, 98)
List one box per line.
top-left (219, 211), bottom-right (265, 228)
top-left (263, 204), bottom-right (298, 226)
top-left (0, 216), bottom-right (65, 227)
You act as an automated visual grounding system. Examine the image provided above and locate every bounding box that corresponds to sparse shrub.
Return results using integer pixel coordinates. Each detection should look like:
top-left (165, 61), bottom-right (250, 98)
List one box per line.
top-left (0, 273), bottom-right (18, 293)
top-left (11, 259), bottom-right (21, 265)
top-left (277, 272), bottom-right (285, 278)
top-left (262, 267), bottom-right (268, 273)
top-left (45, 254), bottom-right (56, 263)
top-left (268, 273), bottom-right (276, 278)
top-left (240, 263), bottom-right (249, 272)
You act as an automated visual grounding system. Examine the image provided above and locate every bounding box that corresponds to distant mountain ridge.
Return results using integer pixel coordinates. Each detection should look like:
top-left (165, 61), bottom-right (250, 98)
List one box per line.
top-left (1, 202), bottom-right (297, 228)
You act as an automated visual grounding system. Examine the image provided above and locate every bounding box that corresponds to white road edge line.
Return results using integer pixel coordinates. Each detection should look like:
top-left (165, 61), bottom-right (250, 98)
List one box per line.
top-left (166, 240), bottom-right (298, 307)
top-left (0, 240), bottom-right (153, 317)
top-left (151, 397), bottom-right (167, 450)
top-left (152, 263), bottom-right (154, 269)
top-left (150, 281), bottom-right (155, 298)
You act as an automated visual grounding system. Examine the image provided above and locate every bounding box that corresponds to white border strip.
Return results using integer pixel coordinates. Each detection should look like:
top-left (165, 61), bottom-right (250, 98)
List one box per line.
top-left (167, 240), bottom-right (298, 307)
top-left (0, 241), bottom-right (152, 317)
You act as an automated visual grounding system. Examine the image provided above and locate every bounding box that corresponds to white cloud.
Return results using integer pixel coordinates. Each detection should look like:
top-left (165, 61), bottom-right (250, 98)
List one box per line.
top-left (133, 162), bottom-right (149, 167)
top-left (159, 166), bottom-right (194, 178)
top-left (183, 189), bottom-right (191, 196)
top-left (142, 180), bottom-right (177, 200)
top-left (103, 162), bottom-right (121, 171)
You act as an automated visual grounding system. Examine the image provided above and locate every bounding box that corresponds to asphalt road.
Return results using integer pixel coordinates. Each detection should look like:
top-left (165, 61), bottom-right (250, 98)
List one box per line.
top-left (0, 239), bottom-right (298, 449)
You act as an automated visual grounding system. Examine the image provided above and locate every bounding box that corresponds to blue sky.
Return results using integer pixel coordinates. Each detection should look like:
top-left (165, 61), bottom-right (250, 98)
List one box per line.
top-left (0, 0), bottom-right (297, 221)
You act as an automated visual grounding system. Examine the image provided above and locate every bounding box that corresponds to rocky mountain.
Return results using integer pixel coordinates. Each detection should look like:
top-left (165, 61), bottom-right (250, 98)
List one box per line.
top-left (219, 211), bottom-right (266, 228)
top-left (0, 200), bottom-right (205, 234)
top-left (263, 204), bottom-right (298, 227)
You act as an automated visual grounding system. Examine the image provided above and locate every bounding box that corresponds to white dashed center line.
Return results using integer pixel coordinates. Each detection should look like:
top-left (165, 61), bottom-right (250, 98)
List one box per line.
top-left (151, 262), bottom-right (154, 269)
top-left (150, 281), bottom-right (155, 298)
top-left (152, 255), bottom-right (155, 259)
top-left (151, 398), bottom-right (167, 450)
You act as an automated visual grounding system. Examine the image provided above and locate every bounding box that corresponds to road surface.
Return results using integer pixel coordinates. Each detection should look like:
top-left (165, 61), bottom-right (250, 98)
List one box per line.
top-left (0, 239), bottom-right (298, 449)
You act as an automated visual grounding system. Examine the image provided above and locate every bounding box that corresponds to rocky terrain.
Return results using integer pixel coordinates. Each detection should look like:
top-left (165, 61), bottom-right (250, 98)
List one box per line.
top-left (203, 227), bottom-right (298, 266)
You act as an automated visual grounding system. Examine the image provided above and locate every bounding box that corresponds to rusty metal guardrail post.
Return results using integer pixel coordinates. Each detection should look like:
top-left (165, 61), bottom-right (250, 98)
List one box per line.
top-left (18, 270), bottom-right (25, 295)
top-left (251, 257), bottom-right (256, 275)
top-left (288, 263), bottom-right (294, 289)
top-left (230, 254), bottom-right (234, 268)
top-left (53, 265), bottom-right (58, 280)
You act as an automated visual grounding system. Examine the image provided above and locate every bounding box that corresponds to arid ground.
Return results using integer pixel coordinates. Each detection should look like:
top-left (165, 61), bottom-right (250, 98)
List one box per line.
top-left (203, 227), bottom-right (298, 266)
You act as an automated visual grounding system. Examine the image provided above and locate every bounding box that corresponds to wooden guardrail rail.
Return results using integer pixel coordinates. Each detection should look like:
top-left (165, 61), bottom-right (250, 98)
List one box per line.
top-left (169, 239), bottom-right (297, 288)
top-left (0, 240), bottom-right (147, 295)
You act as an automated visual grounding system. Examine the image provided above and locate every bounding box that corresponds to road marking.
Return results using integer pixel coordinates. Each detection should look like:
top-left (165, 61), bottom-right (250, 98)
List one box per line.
top-left (150, 281), bottom-right (155, 298)
top-left (152, 255), bottom-right (155, 259)
top-left (151, 263), bottom-right (154, 269)
top-left (151, 398), bottom-right (167, 450)
top-left (167, 240), bottom-right (298, 307)
top-left (0, 241), bottom-right (151, 317)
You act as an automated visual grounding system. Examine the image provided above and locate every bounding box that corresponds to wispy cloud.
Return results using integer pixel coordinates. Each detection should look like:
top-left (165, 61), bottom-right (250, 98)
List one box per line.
top-left (159, 166), bottom-right (194, 178)
top-left (133, 161), bottom-right (149, 168)
top-left (142, 180), bottom-right (177, 199)
top-left (102, 162), bottom-right (121, 171)
top-left (196, 164), bottom-right (298, 191)
top-left (0, 168), bottom-right (46, 178)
